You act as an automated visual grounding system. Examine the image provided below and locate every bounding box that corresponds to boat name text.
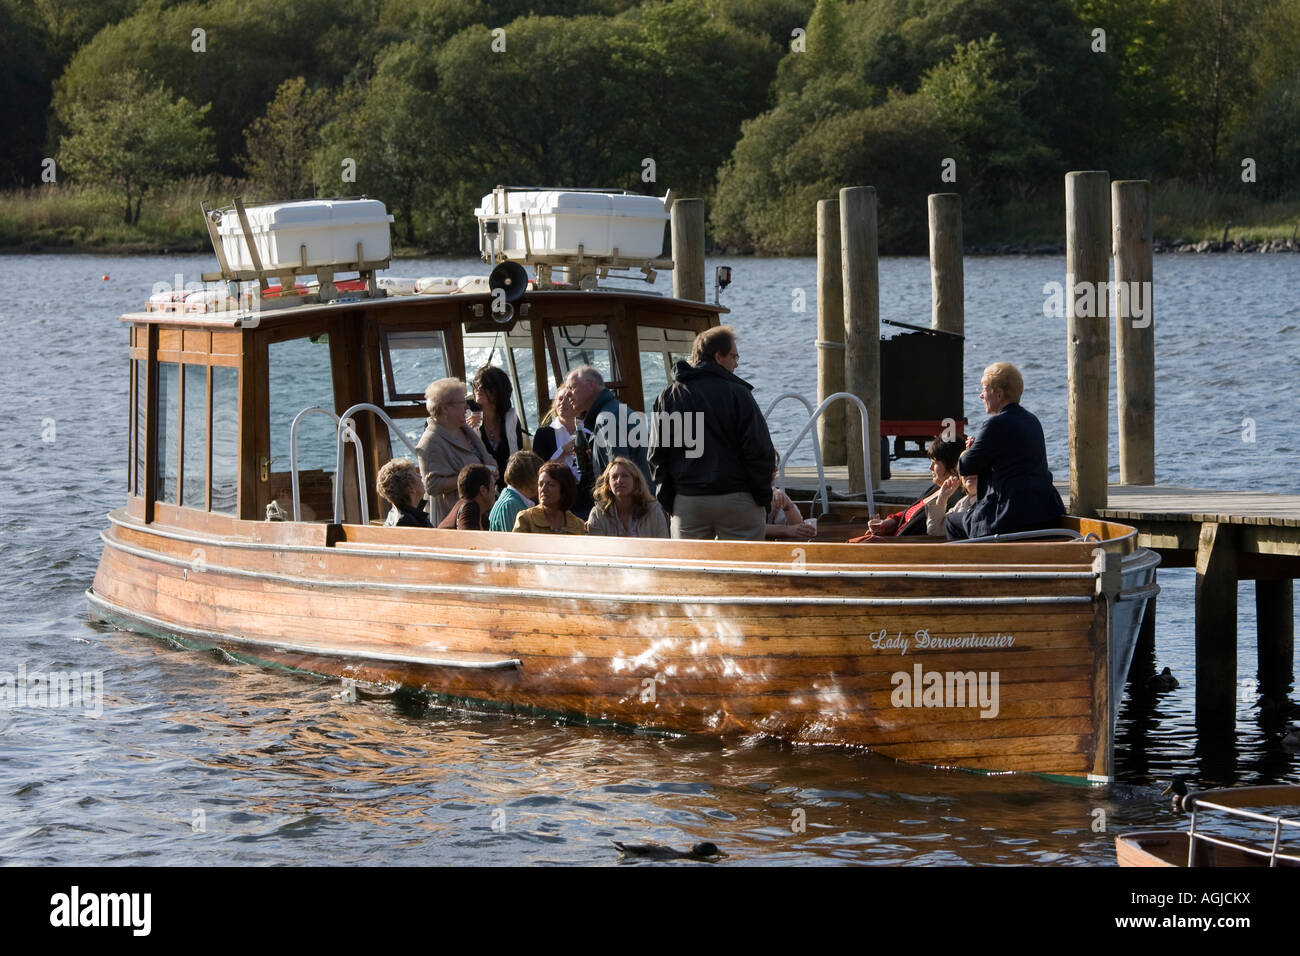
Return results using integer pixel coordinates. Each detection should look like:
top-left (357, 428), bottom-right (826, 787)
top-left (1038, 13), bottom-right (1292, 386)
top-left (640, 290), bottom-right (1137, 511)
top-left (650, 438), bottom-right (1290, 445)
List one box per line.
top-left (868, 627), bottom-right (1015, 655)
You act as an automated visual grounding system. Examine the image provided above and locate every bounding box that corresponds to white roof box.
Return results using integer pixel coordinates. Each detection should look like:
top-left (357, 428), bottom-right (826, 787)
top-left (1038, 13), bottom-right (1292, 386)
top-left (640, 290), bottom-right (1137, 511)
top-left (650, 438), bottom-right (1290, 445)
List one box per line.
top-left (476, 188), bottom-right (666, 261)
top-left (216, 199), bottom-right (394, 273)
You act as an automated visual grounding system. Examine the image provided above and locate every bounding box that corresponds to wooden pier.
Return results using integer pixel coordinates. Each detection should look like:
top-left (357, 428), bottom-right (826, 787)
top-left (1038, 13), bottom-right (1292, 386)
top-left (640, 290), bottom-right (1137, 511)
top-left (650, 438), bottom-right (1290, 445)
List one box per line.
top-left (785, 467), bottom-right (1300, 734)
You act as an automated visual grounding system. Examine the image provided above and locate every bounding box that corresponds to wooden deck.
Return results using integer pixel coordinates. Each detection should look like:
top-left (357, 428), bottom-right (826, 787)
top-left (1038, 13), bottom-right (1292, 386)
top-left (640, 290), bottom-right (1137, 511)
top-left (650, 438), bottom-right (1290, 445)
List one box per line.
top-left (784, 465), bottom-right (1300, 731)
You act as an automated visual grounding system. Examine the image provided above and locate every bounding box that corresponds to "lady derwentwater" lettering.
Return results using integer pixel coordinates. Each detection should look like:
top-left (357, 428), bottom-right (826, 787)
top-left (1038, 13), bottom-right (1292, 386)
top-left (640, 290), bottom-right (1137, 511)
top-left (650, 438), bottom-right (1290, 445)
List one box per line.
top-left (867, 627), bottom-right (1015, 655)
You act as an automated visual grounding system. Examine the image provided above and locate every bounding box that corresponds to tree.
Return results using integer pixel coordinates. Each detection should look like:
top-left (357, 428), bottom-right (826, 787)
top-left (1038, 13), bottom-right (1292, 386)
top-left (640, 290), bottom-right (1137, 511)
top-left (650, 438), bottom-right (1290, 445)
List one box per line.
top-left (59, 71), bottom-right (215, 223)
top-left (240, 77), bottom-right (333, 199)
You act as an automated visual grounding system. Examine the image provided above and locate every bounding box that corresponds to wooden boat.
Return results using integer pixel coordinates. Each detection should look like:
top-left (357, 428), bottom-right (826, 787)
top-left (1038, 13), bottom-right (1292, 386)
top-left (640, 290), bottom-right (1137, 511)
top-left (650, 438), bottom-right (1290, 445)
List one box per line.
top-left (1116, 785), bottom-right (1300, 866)
top-left (87, 194), bottom-right (1160, 781)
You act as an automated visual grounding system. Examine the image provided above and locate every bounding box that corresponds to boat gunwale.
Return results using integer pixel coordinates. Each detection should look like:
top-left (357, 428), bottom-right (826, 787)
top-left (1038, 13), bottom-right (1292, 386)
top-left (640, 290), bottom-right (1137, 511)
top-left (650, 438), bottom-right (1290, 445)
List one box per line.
top-left (105, 509), bottom-right (1141, 580)
top-left (99, 529), bottom-right (1099, 606)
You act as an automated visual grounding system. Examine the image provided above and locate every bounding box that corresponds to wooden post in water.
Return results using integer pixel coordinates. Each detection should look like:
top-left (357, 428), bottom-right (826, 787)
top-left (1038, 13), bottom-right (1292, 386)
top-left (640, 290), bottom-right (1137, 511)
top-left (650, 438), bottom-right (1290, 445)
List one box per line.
top-left (840, 186), bottom-right (880, 492)
top-left (671, 199), bottom-right (706, 302)
top-left (1112, 180), bottom-right (1155, 484)
top-left (1066, 171), bottom-right (1111, 517)
top-left (817, 200), bottom-right (846, 465)
top-left (1256, 579), bottom-right (1295, 697)
top-left (1195, 521), bottom-right (1239, 732)
top-left (928, 194), bottom-right (964, 337)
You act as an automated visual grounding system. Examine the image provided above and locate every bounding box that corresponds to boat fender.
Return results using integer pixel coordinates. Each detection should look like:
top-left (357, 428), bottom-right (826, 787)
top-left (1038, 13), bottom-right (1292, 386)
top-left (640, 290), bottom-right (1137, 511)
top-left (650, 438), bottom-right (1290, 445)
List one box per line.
top-left (457, 275), bottom-right (491, 294)
top-left (377, 277), bottom-right (419, 296)
top-left (415, 276), bottom-right (458, 295)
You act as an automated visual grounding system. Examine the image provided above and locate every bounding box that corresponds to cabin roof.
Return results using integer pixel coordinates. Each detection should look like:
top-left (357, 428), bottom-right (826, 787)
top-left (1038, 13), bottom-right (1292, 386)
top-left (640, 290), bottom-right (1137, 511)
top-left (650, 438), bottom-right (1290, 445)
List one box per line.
top-left (121, 287), bottom-right (729, 329)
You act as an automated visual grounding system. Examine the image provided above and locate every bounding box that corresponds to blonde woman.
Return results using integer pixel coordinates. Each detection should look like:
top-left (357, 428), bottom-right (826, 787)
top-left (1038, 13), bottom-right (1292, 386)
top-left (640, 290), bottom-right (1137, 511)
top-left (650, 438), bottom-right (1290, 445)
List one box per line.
top-left (586, 457), bottom-right (670, 538)
top-left (416, 377), bottom-right (496, 525)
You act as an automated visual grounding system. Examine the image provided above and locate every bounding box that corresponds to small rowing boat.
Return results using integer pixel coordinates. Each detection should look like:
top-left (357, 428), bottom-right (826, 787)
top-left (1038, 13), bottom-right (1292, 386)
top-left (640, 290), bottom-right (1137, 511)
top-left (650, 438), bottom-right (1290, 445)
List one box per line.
top-left (1116, 784), bottom-right (1300, 866)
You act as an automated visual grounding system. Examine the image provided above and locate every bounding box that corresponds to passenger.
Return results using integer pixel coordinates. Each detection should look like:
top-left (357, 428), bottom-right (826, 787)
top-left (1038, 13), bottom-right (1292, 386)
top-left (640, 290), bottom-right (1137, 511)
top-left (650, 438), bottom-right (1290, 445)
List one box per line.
top-left (531, 385), bottom-right (595, 518)
top-left (850, 438), bottom-right (963, 541)
top-left (437, 464), bottom-right (495, 530)
top-left (564, 365), bottom-right (654, 494)
top-left (513, 461), bottom-right (588, 535)
top-left (416, 377), bottom-right (497, 525)
top-left (766, 456), bottom-right (815, 539)
top-left (935, 472), bottom-right (979, 538)
top-left (378, 458), bottom-right (432, 528)
top-left (945, 362), bottom-right (1065, 540)
top-left (471, 365), bottom-right (528, 489)
top-left (489, 450), bottom-right (544, 532)
top-left (586, 457), bottom-right (671, 538)
top-left (649, 325), bottom-right (777, 541)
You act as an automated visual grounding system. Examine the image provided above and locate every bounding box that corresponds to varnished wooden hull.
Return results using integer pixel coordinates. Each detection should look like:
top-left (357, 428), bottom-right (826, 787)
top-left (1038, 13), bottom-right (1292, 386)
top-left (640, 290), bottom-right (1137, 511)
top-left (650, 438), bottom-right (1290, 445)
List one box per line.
top-left (1116, 832), bottom-right (1300, 867)
top-left (89, 508), bottom-right (1157, 778)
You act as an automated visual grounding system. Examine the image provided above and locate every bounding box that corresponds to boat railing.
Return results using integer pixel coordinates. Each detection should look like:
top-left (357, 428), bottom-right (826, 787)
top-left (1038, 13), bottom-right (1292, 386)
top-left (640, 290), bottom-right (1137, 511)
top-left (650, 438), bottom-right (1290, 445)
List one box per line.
top-left (332, 403), bottom-right (423, 524)
top-left (289, 406), bottom-right (367, 523)
top-left (765, 391), bottom-right (875, 517)
top-left (1187, 792), bottom-right (1300, 866)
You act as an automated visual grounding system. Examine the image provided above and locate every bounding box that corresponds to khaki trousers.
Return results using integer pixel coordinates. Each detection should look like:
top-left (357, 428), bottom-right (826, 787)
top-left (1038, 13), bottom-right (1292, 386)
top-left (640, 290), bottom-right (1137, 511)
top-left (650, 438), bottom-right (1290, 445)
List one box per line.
top-left (670, 492), bottom-right (765, 541)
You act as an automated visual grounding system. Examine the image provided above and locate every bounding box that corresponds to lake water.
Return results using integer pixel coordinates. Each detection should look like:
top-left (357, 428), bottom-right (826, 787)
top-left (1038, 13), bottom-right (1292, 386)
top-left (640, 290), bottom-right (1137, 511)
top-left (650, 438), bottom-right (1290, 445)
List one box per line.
top-left (0, 251), bottom-right (1296, 866)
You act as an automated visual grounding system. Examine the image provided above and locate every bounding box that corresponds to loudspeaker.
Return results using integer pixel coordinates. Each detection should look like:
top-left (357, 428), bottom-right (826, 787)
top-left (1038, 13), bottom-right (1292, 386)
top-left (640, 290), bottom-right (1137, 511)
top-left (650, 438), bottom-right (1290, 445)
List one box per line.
top-left (488, 260), bottom-right (529, 303)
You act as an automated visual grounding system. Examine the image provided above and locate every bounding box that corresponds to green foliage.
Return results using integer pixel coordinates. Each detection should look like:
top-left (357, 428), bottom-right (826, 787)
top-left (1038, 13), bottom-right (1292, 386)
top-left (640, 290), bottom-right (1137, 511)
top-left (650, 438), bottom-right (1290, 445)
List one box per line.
top-left (0, 1), bottom-right (55, 187)
top-left (58, 71), bottom-right (215, 223)
top-left (240, 78), bottom-right (333, 200)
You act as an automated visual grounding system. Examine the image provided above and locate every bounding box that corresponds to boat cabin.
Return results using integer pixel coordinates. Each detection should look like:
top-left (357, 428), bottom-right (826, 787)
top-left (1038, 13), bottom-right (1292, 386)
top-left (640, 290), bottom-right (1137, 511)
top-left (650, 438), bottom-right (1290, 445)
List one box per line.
top-left (123, 287), bottom-right (723, 528)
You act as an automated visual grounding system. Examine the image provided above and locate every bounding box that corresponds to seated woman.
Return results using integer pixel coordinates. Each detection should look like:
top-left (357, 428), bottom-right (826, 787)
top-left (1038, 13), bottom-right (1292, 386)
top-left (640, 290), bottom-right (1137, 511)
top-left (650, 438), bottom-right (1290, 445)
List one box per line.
top-left (513, 461), bottom-right (588, 535)
top-left (417, 377), bottom-right (497, 524)
top-left (437, 464), bottom-right (495, 530)
top-left (931, 471), bottom-right (978, 537)
top-left (850, 438), bottom-right (963, 541)
top-left (488, 450), bottom-right (544, 532)
top-left (945, 362), bottom-right (1065, 540)
top-left (378, 458), bottom-right (432, 528)
top-left (586, 457), bottom-right (670, 538)
top-left (765, 457), bottom-right (815, 539)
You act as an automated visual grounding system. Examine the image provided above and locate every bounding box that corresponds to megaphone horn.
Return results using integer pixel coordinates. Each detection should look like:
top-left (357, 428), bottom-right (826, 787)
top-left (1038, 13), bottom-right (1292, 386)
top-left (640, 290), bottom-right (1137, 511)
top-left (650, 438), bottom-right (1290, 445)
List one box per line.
top-left (488, 260), bottom-right (529, 304)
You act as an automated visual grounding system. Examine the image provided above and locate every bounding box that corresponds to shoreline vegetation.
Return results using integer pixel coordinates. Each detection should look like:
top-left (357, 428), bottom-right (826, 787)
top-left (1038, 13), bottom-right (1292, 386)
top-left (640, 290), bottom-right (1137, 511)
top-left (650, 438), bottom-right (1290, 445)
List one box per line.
top-left (3, 179), bottom-right (1296, 258)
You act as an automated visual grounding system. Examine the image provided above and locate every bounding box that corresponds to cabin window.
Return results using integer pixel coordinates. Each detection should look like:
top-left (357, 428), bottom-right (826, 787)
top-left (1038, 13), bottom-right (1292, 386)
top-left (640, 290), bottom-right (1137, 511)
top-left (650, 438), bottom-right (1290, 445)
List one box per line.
top-left (210, 366), bottom-right (238, 514)
top-left (510, 345), bottom-right (537, 431)
top-left (637, 326), bottom-right (694, 411)
top-left (552, 323), bottom-right (617, 383)
top-left (133, 359), bottom-right (145, 497)
top-left (268, 335), bottom-right (337, 519)
top-left (156, 362), bottom-right (180, 504)
top-left (181, 364), bottom-right (208, 509)
top-left (380, 329), bottom-right (449, 403)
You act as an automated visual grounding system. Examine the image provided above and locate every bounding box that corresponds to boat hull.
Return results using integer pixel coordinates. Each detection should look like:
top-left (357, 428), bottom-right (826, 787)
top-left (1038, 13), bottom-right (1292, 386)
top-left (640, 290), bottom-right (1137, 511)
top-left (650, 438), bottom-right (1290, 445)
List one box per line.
top-left (90, 509), bottom-right (1156, 778)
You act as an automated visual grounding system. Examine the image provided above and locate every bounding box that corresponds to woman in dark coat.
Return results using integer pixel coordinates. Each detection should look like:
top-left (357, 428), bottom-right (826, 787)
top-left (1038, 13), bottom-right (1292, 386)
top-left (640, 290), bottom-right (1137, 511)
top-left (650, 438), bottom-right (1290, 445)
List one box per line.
top-left (945, 362), bottom-right (1065, 540)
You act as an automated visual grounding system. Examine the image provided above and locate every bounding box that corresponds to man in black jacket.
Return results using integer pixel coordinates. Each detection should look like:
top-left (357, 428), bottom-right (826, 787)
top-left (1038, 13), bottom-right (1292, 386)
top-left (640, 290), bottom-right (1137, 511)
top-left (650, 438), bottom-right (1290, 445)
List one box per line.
top-left (649, 326), bottom-right (777, 540)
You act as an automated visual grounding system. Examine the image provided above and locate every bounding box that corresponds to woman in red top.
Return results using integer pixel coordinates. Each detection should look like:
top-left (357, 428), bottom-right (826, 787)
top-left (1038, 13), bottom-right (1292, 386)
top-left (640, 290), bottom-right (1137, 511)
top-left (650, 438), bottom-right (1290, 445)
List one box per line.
top-left (851, 438), bottom-right (963, 541)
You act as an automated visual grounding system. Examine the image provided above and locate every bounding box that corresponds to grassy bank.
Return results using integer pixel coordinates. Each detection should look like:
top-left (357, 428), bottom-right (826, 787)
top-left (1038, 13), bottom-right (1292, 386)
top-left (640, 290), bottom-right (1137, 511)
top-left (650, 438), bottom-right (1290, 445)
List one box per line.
top-left (4, 178), bottom-right (1298, 256)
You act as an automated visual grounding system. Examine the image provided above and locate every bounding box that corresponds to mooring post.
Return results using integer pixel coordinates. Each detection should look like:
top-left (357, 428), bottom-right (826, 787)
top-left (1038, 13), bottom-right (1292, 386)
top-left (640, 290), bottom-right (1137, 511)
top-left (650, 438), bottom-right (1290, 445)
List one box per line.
top-left (928, 193), bottom-right (964, 338)
top-left (816, 199), bottom-right (847, 466)
top-left (671, 199), bottom-right (706, 302)
top-left (1195, 521), bottom-right (1239, 732)
top-left (1112, 180), bottom-right (1155, 484)
top-left (840, 186), bottom-right (881, 493)
top-left (1256, 578), bottom-right (1295, 697)
top-left (1066, 171), bottom-right (1111, 517)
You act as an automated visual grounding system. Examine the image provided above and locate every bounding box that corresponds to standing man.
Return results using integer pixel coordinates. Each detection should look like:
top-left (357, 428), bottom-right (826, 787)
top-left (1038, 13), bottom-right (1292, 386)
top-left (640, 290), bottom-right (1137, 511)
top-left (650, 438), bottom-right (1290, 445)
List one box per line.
top-left (649, 325), bottom-right (776, 540)
top-left (564, 365), bottom-right (654, 492)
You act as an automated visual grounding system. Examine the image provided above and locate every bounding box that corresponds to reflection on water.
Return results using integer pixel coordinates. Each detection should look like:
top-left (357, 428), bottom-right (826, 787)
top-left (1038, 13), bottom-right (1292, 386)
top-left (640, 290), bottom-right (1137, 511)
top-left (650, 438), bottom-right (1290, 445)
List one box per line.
top-left (0, 253), bottom-right (1296, 865)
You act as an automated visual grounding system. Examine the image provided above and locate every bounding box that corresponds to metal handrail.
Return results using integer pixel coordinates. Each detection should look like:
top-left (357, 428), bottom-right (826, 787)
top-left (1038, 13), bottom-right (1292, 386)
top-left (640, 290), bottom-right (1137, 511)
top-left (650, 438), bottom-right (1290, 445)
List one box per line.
top-left (762, 393), bottom-right (830, 516)
top-left (333, 403), bottom-right (423, 524)
top-left (290, 406), bottom-right (368, 523)
top-left (1187, 799), bottom-right (1300, 867)
top-left (766, 392), bottom-right (875, 518)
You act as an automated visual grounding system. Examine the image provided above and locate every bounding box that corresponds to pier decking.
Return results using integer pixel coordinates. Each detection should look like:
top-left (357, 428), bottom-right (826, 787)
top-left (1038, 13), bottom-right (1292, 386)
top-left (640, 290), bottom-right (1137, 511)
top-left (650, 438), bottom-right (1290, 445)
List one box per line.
top-left (785, 467), bottom-right (1300, 733)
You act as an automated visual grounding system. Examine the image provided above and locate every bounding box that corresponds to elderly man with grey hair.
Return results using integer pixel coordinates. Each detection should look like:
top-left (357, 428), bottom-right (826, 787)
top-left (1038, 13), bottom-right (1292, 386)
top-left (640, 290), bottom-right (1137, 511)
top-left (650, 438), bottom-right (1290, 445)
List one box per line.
top-left (563, 365), bottom-right (654, 493)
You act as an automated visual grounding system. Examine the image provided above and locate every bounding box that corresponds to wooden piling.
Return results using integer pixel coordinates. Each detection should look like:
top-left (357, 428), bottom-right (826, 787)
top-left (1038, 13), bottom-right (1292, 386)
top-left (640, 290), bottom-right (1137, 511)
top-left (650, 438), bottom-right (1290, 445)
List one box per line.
top-left (670, 199), bottom-right (706, 302)
top-left (1112, 180), bottom-right (1155, 484)
top-left (928, 194), bottom-right (964, 337)
top-left (817, 199), bottom-right (846, 466)
top-left (1195, 521), bottom-right (1239, 730)
top-left (1256, 578), bottom-right (1295, 696)
top-left (1066, 171), bottom-right (1111, 517)
top-left (840, 186), bottom-right (880, 492)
